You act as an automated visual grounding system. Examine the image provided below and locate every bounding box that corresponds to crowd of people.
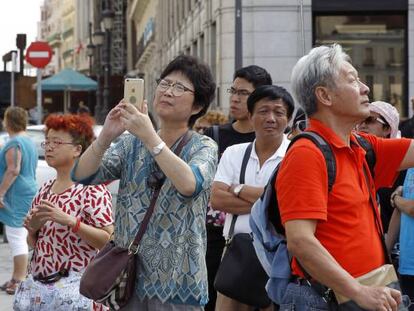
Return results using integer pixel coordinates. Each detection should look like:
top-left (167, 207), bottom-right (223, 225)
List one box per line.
top-left (0, 44), bottom-right (414, 310)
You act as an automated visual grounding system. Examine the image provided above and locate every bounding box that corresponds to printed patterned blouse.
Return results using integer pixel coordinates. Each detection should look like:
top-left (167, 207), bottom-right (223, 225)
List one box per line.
top-left (30, 180), bottom-right (113, 277)
top-left (73, 132), bottom-right (218, 306)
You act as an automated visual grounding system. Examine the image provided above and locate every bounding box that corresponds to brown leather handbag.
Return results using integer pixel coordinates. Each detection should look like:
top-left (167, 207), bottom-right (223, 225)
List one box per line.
top-left (80, 131), bottom-right (193, 310)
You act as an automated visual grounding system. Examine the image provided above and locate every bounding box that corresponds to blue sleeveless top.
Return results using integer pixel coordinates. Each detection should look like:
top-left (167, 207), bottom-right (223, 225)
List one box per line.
top-left (0, 135), bottom-right (38, 227)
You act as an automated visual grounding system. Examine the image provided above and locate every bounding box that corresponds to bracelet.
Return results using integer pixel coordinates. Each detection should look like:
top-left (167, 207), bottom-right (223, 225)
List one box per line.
top-left (90, 141), bottom-right (101, 157)
top-left (71, 217), bottom-right (81, 233)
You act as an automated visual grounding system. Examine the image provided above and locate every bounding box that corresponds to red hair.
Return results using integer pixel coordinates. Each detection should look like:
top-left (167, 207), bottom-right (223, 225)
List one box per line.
top-left (44, 114), bottom-right (95, 154)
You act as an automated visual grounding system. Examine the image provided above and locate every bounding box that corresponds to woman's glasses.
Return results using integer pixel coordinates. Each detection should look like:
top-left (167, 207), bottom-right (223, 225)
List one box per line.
top-left (41, 140), bottom-right (77, 149)
top-left (156, 79), bottom-right (194, 97)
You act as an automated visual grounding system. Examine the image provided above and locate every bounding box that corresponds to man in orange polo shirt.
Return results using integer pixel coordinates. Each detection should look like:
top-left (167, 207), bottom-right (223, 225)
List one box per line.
top-left (277, 44), bottom-right (414, 310)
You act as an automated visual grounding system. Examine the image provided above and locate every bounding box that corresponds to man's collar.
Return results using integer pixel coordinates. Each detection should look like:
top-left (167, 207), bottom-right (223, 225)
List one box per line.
top-left (251, 135), bottom-right (289, 161)
top-left (308, 118), bottom-right (350, 149)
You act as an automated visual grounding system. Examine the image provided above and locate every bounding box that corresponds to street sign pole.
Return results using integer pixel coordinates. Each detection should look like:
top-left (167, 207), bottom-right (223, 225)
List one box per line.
top-left (235, 0), bottom-right (242, 71)
top-left (36, 69), bottom-right (42, 125)
top-left (25, 41), bottom-right (53, 124)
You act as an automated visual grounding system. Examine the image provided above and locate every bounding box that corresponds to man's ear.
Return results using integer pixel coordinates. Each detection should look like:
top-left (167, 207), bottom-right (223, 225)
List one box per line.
top-left (248, 111), bottom-right (253, 122)
top-left (315, 86), bottom-right (333, 107)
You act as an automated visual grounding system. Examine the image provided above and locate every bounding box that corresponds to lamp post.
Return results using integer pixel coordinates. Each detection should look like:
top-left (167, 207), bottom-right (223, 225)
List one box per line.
top-left (101, 7), bottom-right (115, 122)
top-left (86, 22), bottom-right (95, 76)
top-left (92, 29), bottom-right (104, 123)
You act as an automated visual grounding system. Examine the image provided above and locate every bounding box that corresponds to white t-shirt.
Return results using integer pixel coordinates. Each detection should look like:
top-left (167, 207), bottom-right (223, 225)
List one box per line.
top-left (213, 135), bottom-right (290, 238)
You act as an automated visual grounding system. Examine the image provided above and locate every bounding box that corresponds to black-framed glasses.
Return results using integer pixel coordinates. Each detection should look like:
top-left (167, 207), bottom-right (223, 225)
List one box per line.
top-left (226, 87), bottom-right (251, 97)
top-left (363, 116), bottom-right (388, 126)
top-left (41, 140), bottom-right (77, 149)
top-left (156, 78), bottom-right (194, 97)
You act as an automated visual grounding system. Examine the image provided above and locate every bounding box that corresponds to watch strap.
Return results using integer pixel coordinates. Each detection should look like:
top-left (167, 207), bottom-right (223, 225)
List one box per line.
top-left (152, 141), bottom-right (166, 156)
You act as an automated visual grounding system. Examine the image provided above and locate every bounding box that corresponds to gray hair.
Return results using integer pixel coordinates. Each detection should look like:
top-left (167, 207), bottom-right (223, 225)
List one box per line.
top-left (291, 44), bottom-right (350, 116)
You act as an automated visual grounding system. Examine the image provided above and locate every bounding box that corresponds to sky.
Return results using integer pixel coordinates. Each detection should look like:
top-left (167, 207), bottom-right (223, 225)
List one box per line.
top-left (0, 0), bottom-right (44, 70)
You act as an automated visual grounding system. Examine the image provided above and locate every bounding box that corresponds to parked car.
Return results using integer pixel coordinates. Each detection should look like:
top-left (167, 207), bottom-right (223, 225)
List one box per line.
top-left (0, 125), bottom-right (123, 205)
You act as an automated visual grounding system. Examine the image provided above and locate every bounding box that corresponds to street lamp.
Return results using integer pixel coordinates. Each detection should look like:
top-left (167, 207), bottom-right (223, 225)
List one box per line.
top-left (101, 8), bottom-right (115, 122)
top-left (87, 22), bottom-right (95, 76)
top-left (92, 30), bottom-right (104, 122)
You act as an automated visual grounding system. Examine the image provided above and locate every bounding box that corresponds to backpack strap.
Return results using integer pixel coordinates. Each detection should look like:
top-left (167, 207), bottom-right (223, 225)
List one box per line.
top-left (288, 131), bottom-right (336, 192)
top-left (270, 131), bottom-right (376, 234)
top-left (353, 133), bottom-right (376, 178)
top-left (268, 132), bottom-right (335, 235)
top-left (228, 142), bottom-right (253, 240)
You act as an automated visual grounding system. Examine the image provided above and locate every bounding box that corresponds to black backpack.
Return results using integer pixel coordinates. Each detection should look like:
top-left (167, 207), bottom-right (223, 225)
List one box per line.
top-left (267, 131), bottom-right (376, 235)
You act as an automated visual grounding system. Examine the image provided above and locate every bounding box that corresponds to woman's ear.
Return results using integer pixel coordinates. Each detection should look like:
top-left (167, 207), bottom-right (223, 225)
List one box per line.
top-left (74, 145), bottom-right (82, 158)
top-left (384, 126), bottom-right (392, 138)
top-left (191, 104), bottom-right (203, 116)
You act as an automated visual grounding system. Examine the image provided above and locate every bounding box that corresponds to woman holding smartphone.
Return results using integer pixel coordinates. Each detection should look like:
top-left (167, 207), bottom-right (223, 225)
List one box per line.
top-left (72, 55), bottom-right (217, 310)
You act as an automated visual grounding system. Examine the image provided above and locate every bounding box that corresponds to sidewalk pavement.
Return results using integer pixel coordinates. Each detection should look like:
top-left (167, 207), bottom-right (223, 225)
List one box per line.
top-left (0, 236), bottom-right (14, 311)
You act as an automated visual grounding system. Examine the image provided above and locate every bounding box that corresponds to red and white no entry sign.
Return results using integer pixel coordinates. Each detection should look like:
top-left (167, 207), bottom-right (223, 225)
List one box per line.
top-left (25, 41), bottom-right (53, 68)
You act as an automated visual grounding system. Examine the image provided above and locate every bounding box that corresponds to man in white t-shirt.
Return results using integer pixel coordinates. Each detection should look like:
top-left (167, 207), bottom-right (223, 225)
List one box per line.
top-left (210, 84), bottom-right (295, 311)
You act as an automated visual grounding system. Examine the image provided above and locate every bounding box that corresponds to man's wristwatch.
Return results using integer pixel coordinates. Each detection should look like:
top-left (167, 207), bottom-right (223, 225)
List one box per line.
top-left (151, 141), bottom-right (166, 157)
top-left (233, 184), bottom-right (244, 197)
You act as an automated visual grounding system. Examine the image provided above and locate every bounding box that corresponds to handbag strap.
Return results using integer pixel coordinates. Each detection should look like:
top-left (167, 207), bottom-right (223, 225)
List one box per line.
top-left (361, 163), bottom-right (391, 264)
top-left (128, 130), bottom-right (193, 254)
top-left (228, 142), bottom-right (253, 240)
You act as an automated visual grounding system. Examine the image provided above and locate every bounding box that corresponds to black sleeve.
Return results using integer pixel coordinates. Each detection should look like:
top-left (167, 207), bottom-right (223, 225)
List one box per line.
top-left (204, 126), bottom-right (214, 139)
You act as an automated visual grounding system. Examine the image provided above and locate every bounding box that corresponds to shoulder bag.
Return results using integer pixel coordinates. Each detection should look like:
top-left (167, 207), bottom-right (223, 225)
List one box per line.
top-left (328, 164), bottom-right (408, 310)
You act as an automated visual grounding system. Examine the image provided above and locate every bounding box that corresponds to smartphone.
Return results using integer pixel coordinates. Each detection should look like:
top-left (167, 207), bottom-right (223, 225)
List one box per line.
top-left (124, 78), bottom-right (144, 110)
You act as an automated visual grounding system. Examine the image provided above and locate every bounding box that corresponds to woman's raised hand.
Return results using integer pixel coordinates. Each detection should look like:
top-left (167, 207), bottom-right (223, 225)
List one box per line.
top-left (98, 101), bottom-right (128, 147)
top-left (119, 100), bottom-right (157, 145)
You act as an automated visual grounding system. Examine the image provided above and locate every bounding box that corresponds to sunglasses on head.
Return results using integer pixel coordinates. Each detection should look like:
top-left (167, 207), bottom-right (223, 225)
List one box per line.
top-left (295, 120), bottom-right (307, 132)
top-left (147, 169), bottom-right (165, 190)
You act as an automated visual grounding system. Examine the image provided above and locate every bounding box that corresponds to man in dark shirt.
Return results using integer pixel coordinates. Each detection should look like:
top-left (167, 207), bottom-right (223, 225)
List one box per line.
top-left (203, 65), bottom-right (272, 311)
top-left (400, 97), bottom-right (414, 139)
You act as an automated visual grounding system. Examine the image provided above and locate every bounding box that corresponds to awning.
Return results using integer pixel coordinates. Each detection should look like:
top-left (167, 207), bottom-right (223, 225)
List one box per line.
top-left (39, 68), bottom-right (97, 91)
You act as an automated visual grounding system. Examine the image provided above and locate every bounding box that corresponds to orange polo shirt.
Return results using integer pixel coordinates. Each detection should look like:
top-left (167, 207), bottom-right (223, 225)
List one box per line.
top-left (277, 119), bottom-right (411, 278)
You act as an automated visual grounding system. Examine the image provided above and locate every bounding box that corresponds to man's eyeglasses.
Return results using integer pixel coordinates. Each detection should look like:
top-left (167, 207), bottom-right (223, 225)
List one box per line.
top-left (156, 79), bottom-right (194, 97)
top-left (226, 88), bottom-right (251, 97)
top-left (362, 116), bottom-right (388, 126)
top-left (41, 140), bottom-right (77, 149)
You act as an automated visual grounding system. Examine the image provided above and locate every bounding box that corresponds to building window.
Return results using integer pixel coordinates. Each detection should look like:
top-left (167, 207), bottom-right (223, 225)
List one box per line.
top-left (314, 14), bottom-right (407, 116)
top-left (192, 40), bottom-right (198, 57)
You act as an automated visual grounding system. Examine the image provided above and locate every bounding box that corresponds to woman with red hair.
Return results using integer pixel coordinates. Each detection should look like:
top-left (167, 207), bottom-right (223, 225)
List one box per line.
top-left (15, 114), bottom-right (114, 311)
